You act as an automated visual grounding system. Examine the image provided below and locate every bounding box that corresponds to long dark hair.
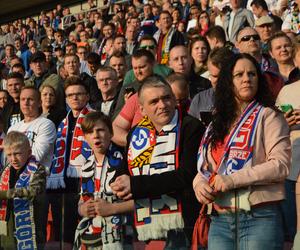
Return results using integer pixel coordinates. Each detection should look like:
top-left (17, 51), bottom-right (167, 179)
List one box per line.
top-left (210, 53), bottom-right (274, 148)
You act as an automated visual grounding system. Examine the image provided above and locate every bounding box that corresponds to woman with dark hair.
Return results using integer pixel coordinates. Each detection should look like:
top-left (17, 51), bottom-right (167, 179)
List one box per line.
top-left (197, 11), bottom-right (211, 36)
top-left (190, 36), bottom-right (210, 79)
top-left (193, 53), bottom-right (291, 250)
top-left (172, 8), bottom-right (182, 28)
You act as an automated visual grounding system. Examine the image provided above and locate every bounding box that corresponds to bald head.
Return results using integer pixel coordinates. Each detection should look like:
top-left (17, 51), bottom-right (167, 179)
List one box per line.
top-left (168, 46), bottom-right (192, 76)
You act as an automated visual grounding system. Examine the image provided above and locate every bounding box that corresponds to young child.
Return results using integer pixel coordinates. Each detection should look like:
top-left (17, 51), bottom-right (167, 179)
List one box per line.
top-left (74, 111), bottom-right (133, 249)
top-left (0, 131), bottom-right (46, 249)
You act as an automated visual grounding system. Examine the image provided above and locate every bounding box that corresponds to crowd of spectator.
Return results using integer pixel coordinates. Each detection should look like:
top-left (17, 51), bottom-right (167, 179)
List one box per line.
top-left (0, 0), bottom-right (300, 249)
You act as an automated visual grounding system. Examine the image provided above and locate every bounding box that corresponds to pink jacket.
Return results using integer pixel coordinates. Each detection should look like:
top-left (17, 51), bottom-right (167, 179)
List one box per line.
top-left (193, 107), bottom-right (291, 206)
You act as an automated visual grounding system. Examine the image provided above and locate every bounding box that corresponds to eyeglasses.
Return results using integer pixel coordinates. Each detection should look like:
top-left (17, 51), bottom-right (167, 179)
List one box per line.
top-left (240, 34), bottom-right (260, 42)
top-left (66, 92), bottom-right (87, 99)
top-left (139, 45), bottom-right (156, 49)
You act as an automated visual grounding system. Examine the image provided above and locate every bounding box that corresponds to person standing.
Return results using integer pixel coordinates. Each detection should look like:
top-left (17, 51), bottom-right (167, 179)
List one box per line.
top-left (111, 78), bottom-right (205, 248)
top-left (47, 76), bottom-right (93, 246)
top-left (193, 53), bottom-right (290, 250)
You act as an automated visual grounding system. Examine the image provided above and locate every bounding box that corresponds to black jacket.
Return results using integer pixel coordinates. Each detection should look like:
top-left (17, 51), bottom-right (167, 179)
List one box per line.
top-left (91, 90), bottom-right (120, 118)
top-left (80, 72), bottom-right (102, 107)
top-left (189, 69), bottom-right (212, 98)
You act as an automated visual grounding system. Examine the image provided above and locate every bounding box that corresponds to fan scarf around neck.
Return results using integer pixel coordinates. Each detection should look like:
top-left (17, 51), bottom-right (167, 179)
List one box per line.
top-left (127, 110), bottom-right (185, 241)
top-left (0, 156), bottom-right (40, 250)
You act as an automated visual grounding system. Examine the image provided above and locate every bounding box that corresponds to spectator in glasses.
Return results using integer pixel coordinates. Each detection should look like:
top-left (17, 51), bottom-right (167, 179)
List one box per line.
top-left (235, 27), bottom-right (276, 73)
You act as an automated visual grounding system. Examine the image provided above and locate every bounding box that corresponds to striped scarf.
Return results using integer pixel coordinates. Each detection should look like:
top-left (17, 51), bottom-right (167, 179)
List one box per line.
top-left (154, 27), bottom-right (175, 65)
top-left (47, 105), bottom-right (93, 189)
top-left (74, 144), bottom-right (124, 249)
top-left (127, 110), bottom-right (184, 241)
top-left (198, 101), bottom-right (264, 210)
top-left (0, 156), bottom-right (40, 250)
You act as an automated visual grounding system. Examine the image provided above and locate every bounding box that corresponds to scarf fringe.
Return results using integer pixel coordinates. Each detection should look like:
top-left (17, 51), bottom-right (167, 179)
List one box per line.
top-left (66, 165), bottom-right (81, 178)
top-left (46, 177), bottom-right (66, 189)
top-left (136, 213), bottom-right (184, 241)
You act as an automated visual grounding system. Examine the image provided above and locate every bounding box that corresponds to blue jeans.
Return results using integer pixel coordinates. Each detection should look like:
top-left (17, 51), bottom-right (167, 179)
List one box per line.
top-left (208, 204), bottom-right (283, 250)
top-left (280, 180), bottom-right (297, 242)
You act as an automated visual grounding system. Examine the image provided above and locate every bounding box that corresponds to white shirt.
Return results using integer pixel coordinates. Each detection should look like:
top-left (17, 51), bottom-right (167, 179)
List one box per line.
top-left (8, 115), bottom-right (57, 170)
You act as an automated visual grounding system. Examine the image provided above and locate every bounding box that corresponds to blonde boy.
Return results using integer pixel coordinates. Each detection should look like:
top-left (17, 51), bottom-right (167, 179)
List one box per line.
top-left (0, 131), bottom-right (46, 249)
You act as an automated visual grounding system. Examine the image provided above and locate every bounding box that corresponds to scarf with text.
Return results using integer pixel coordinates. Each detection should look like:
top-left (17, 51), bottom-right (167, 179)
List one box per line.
top-left (197, 101), bottom-right (264, 210)
top-left (74, 144), bottom-right (124, 249)
top-left (0, 156), bottom-right (39, 250)
top-left (127, 110), bottom-right (184, 241)
top-left (47, 105), bottom-right (93, 189)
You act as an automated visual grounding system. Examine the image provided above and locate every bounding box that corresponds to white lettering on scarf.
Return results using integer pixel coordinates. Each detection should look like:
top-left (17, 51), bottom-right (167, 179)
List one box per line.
top-left (131, 132), bottom-right (176, 176)
top-left (136, 195), bottom-right (179, 222)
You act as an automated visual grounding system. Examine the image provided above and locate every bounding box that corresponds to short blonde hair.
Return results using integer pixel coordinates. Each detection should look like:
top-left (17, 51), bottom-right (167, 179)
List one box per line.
top-left (4, 131), bottom-right (30, 150)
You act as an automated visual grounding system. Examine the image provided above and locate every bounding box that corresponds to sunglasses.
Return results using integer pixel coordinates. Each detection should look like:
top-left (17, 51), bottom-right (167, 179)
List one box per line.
top-left (139, 45), bottom-right (156, 49)
top-left (240, 34), bottom-right (260, 42)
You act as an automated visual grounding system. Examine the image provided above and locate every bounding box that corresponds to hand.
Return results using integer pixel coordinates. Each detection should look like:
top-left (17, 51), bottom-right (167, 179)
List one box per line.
top-left (193, 180), bottom-right (215, 204)
top-left (124, 92), bottom-right (134, 103)
top-left (294, 230), bottom-right (300, 250)
top-left (110, 175), bottom-right (132, 200)
top-left (212, 175), bottom-right (234, 193)
top-left (293, 109), bottom-right (300, 124)
top-left (284, 109), bottom-right (296, 126)
top-left (94, 198), bottom-right (115, 217)
top-left (79, 199), bottom-right (96, 218)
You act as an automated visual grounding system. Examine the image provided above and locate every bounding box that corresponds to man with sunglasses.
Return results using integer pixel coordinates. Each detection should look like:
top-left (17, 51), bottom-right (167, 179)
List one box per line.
top-left (235, 27), bottom-right (277, 73)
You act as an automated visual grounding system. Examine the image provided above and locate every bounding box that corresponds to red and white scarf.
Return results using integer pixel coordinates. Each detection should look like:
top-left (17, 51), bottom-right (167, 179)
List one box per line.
top-left (47, 105), bottom-right (93, 189)
top-left (127, 110), bottom-right (184, 241)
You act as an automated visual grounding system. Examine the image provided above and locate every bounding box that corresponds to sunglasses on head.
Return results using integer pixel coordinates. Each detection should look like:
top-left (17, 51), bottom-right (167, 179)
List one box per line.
top-left (139, 45), bottom-right (156, 49)
top-left (240, 34), bottom-right (260, 42)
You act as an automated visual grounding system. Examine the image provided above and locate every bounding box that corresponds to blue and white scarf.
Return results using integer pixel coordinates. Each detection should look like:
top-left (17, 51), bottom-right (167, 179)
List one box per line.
top-left (47, 105), bottom-right (93, 189)
top-left (0, 156), bottom-right (40, 250)
top-left (74, 144), bottom-right (125, 249)
top-left (127, 110), bottom-right (184, 241)
top-left (198, 101), bottom-right (264, 210)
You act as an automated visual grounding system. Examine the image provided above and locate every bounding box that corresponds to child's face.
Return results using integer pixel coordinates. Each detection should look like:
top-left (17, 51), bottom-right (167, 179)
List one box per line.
top-left (5, 146), bottom-right (31, 170)
top-left (84, 121), bottom-right (112, 155)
